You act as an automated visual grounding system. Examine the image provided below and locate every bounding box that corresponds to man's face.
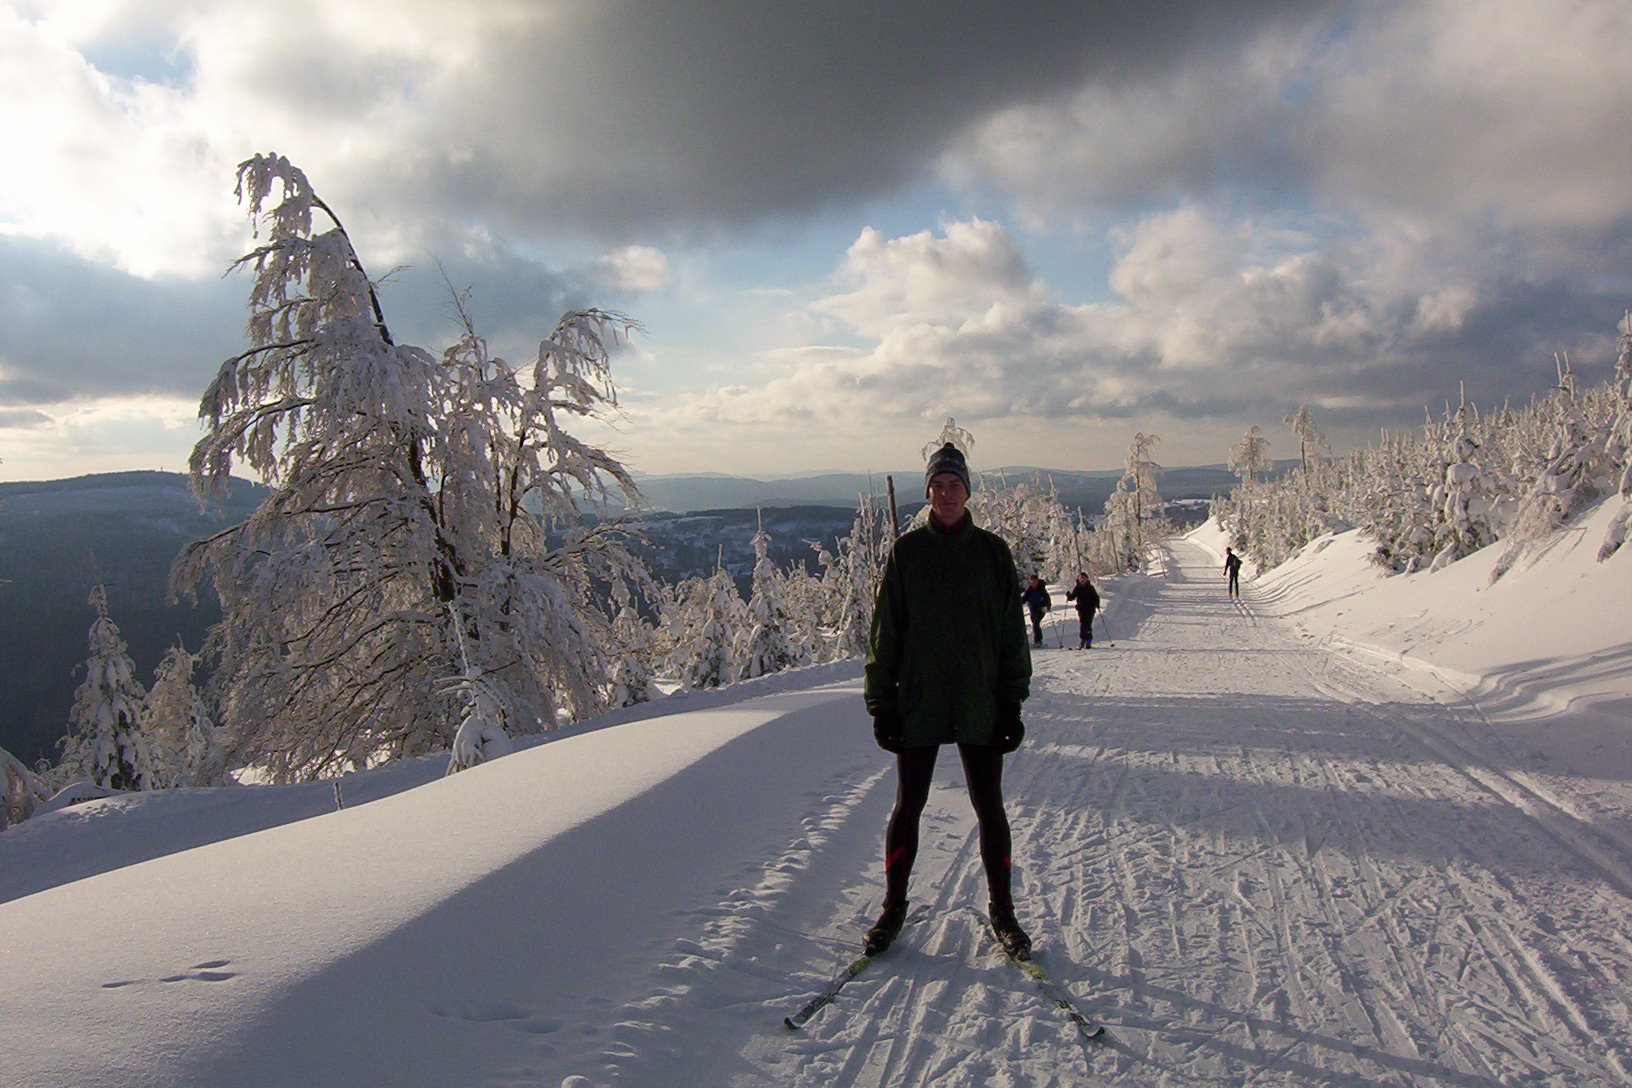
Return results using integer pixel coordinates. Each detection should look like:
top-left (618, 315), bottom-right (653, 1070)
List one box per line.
top-left (927, 472), bottom-right (969, 526)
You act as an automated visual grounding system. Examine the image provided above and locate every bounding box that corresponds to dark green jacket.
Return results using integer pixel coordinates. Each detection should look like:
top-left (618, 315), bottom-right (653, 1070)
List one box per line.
top-left (864, 512), bottom-right (1031, 747)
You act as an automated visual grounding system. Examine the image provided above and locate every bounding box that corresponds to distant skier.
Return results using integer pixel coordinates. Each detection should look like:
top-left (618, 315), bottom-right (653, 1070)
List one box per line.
top-left (1065, 571), bottom-right (1100, 649)
top-left (1223, 547), bottom-right (1242, 598)
top-left (1021, 574), bottom-right (1052, 647)
top-left (864, 442), bottom-right (1033, 959)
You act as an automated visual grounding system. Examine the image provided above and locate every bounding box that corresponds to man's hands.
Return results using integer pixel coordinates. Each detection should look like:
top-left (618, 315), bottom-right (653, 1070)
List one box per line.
top-left (873, 708), bottom-right (904, 753)
top-left (996, 701), bottom-right (1025, 754)
top-left (874, 705), bottom-right (1026, 753)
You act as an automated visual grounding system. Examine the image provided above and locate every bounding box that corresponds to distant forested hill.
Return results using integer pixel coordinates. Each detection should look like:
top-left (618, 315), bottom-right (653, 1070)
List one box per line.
top-left (0, 472), bottom-right (266, 766)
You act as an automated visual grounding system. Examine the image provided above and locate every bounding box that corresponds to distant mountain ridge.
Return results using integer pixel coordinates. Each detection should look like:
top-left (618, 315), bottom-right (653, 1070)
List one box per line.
top-left (631, 463), bottom-right (1253, 513)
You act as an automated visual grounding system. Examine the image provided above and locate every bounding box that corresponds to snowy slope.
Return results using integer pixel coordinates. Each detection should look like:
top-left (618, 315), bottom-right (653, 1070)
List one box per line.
top-left (1195, 501), bottom-right (1632, 849)
top-left (3, 506), bottom-right (1631, 1087)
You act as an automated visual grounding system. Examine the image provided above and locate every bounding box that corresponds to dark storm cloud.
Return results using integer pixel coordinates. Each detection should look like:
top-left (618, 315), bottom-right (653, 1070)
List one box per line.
top-left (363, 0), bottom-right (1341, 239)
top-left (1335, 278), bottom-right (1626, 415)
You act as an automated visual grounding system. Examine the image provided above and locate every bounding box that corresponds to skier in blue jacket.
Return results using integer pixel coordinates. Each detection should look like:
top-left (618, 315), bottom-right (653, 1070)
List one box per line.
top-left (1021, 575), bottom-right (1051, 646)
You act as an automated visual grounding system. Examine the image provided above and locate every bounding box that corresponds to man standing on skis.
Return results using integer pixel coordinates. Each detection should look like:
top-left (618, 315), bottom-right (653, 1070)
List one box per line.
top-left (1065, 571), bottom-right (1100, 649)
top-left (1224, 546), bottom-right (1243, 598)
top-left (863, 442), bottom-right (1033, 958)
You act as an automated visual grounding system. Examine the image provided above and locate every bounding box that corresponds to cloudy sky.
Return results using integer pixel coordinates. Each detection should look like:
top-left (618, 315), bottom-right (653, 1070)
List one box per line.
top-left (3, 0), bottom-right (1630, 483)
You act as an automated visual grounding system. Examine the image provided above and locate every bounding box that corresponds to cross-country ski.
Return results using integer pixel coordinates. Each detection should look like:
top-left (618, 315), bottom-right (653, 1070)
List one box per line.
top-left (986, 914), bottom-right (1109, 1050)
top-left (784, 952), bottom-right (873, 1031)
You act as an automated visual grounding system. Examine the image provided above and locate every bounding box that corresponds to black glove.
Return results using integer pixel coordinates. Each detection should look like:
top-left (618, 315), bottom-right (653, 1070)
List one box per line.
top-left (873, 709), bottom-right (904, 754)
top-left (996, 701), bottom-right (1025, 754)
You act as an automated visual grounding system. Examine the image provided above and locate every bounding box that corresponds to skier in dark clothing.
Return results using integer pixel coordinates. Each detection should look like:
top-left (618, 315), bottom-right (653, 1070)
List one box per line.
top-left (864, 442), bottom-right (1033, 959)
top-left (1065, 571), bottom-right (1100, 649)
top-left (1223, 547), bottom-right (1242, 597)
top-left (1021, 575), bottom-right (1051, 646)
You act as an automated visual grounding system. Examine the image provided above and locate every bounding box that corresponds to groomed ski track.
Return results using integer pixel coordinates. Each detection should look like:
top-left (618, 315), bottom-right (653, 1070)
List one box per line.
top-left (602, 534), bottom-right (1632, 1087)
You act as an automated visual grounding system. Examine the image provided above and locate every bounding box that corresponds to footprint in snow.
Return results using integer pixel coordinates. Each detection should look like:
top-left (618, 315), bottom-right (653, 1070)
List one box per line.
top-left (102, 959), bottom-right (237, 989)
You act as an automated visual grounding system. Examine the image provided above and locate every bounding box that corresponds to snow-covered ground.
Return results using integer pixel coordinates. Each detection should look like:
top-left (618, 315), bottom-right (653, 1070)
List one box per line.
top-left (3, 505), bottom-right (1630, 1087)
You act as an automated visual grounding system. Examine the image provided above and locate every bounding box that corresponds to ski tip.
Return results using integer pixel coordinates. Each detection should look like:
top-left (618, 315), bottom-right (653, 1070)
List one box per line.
top-left (783, 1016), bottom-right (800, 1031)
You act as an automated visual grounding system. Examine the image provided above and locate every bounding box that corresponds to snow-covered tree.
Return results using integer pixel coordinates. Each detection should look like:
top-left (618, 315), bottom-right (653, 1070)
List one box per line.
top-left (1099, 482), bottom-right (1144, 571)
top-left (1123, 432), bottom-right (1164, 526)
top-left (1423, 394), bottom-right (1504, 571)
top-left (1493, 354), bottom-right (1614, 581)
top-left (1099, 432), bottom-right (1165, 568)
top-left (140, 645), bottom-right (226, 788)
top-left (816, 492), bottom-right (892, 661)
top-left (443, 683), bottom-right (513, 775)
top-left (443, 616), bottom-right (514, 775)
top-left (975, 477), bottom-right (1038, 574)
top-left (59, 584), bottom-right (154, 791)
top-left (774, 557), bottom-right (828, 663)
top-left (921, 417), bottom-right (976, 462)
top-left (1229, 425), bottom-right (1273, 483)
top-left (1599, 313), bottom-right (1632, 560)
top-left (737, 520), bottom-right (808, 680)
top-left (2, 746), bottom-right (50, 830)
top-left (974, 474), bottom-right (1082, 588)
top-left (667, 564), bottom-right (744, 690)
top-left (1283, 405), bottom-right (1331, 473)
top-left (174, 154), bottom-right (646, 781)
top-left (605, 578), bottom-right (660, 708)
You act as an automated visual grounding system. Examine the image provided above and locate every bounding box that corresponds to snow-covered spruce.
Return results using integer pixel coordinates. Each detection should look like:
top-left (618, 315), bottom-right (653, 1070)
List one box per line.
top-left (1492, 354), bottom-right (1616, 581)
top-left (139, 645), bottom-right (227, 788)
top-left (665, 565), bottom-right (745, 691)
top-left (58, 584), bottom-right (154, 792)
top-left (736, 521), bottom-right (809, 681)
top-left (605, 578), bottom-right (660, 709)
top-left (811, 492), bottom-right (891, 661)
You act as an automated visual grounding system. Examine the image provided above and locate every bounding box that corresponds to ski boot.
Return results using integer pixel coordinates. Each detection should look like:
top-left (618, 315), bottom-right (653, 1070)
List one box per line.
top-left (989, 902), bottom-right (1032, 960)
top-left (863, 898), bottom-right (908, 956)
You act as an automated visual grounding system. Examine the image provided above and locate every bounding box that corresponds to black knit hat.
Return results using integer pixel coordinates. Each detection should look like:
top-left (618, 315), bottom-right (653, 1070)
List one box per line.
top-left (924, 443), bottom-right (971, 496)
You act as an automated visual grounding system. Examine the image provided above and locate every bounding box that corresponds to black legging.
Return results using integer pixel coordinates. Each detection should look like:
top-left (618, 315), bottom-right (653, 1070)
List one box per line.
top-left (882, 744), bottom-right (1013, 911)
